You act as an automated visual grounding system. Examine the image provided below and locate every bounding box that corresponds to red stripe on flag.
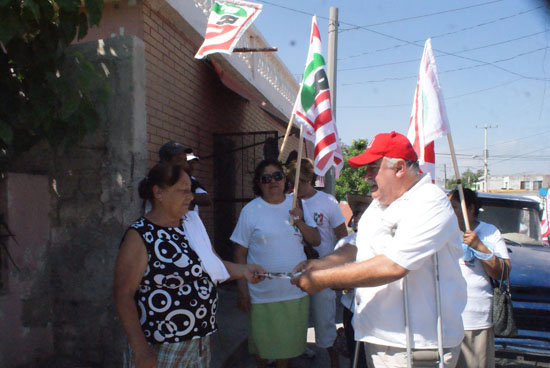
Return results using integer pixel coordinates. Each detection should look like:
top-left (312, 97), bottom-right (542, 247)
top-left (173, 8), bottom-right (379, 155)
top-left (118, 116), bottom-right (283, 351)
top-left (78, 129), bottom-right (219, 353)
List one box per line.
top-left (424, 141), bottom-right (435, 163)
top-left (315, 152), bottom-right (332, 172)
top-left (311, 21), bottom-right (321, 43)
top-left (314, 133), bottom-right (336, 157)
top-left (206, 23), bottom-right (238, 31)
top-left (313, 109), bottom-right (332, 131)
top-left (197, 38), bottom-right (236, 54)
top-left (295, 111), bottom-right (316, 130)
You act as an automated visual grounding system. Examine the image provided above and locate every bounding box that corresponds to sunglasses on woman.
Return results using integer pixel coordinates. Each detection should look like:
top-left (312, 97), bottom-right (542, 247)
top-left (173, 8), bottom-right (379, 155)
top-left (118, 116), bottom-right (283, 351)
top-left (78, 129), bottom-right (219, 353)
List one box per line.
top-left (260, 171), bottom-right (284, 184)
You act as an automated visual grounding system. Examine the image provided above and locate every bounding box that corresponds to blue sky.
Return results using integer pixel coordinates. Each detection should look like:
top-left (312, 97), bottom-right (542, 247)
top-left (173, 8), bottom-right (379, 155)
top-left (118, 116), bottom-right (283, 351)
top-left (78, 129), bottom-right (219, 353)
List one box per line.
top-left (252, 0), bottom-right (550, 178)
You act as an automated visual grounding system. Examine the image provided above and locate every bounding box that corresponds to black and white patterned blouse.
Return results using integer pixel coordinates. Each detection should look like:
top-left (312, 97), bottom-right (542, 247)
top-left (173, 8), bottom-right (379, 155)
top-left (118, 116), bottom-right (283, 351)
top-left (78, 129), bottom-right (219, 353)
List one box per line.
top-left (129, 216), bottom-right (218, 344)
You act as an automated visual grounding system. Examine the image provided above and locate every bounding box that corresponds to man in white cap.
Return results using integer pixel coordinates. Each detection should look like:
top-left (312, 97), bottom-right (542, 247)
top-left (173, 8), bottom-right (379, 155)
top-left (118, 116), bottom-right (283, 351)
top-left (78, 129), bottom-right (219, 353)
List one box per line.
top-left (185, 149), bottom-right (211, 212)
top-left (292, 131), bottom-right (466, 368)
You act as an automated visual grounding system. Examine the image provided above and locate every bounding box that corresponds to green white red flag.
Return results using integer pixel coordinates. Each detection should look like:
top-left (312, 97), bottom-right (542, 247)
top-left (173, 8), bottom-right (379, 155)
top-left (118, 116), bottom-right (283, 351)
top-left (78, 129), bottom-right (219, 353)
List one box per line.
top-left (195, 0), bottom-right (262, 59)
top-left (407, 38), bottom-right (450, 182)
top-left (294, 16), bottom-right (343, 177)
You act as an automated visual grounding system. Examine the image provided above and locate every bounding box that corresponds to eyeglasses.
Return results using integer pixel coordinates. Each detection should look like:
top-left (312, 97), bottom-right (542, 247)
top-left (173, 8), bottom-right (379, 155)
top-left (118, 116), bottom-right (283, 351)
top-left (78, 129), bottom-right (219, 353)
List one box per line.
top-left (365, 165), bottom-right (381, 175)
top-left (260, 171), bottom-right (284, 184)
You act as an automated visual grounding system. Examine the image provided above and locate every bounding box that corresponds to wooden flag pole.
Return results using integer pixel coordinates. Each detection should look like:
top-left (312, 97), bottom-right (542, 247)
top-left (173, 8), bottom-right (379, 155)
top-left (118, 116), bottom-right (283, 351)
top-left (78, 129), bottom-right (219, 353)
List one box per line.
top-left (233, 47), bottom-right (278, 53)
top-left (290, 125), bottom-right (305, 225)
top-left (447, 133), bottom-right (471, 232)
top-left (278, 114), bottom-right (295, 162)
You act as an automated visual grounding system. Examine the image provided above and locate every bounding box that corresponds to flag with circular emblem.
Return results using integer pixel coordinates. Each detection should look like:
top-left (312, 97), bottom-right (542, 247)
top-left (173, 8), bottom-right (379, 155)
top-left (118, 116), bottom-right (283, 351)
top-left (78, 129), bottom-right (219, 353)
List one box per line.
top-left (195, 0), bottom-right (262, 59)
top-left (293, 16), bottom-right (343, 177)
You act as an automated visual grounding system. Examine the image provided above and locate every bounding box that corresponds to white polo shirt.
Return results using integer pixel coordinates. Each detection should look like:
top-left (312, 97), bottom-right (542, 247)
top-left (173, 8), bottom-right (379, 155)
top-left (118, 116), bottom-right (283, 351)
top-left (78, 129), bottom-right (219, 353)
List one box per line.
top-left (353, 174), bottom-right (467, 349)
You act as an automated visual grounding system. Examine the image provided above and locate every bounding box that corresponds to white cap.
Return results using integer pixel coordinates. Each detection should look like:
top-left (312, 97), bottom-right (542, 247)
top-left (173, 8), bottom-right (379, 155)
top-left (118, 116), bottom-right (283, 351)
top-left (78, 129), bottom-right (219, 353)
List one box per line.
top-left (186, 153), bottom-right (199, 161)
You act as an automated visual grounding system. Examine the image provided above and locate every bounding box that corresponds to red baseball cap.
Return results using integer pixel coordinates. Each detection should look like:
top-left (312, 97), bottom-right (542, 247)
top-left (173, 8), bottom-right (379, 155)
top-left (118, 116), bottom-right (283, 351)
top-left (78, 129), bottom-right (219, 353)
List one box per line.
top-left (348, 131), bottom-right (418, 168)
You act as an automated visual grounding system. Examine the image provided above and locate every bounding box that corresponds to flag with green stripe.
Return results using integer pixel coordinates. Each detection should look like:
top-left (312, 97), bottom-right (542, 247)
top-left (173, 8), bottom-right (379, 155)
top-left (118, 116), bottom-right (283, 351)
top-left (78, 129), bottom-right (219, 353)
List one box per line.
top-left (294, 16), bottom-right (343, 177)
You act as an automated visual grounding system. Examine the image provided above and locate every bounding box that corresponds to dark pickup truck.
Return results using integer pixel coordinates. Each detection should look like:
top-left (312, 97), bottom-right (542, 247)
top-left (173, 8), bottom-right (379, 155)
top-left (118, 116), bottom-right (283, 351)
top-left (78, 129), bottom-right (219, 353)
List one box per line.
top-left (476, 192), bottom-right (550, 363)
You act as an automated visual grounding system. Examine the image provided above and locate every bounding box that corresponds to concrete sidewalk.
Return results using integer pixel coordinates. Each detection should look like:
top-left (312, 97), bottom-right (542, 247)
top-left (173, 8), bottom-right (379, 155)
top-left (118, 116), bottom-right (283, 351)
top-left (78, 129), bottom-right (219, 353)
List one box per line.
top-left (211, 283), bottom-right (352, 368)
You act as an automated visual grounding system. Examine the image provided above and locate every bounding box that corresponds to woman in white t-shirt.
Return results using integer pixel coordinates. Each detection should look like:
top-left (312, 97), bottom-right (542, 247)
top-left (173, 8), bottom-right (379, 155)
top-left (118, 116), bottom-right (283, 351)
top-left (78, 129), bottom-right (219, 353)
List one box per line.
top-left (231, 159), bottom-right (320, 368)
top-left (449, 188), bottom-right (511, 368)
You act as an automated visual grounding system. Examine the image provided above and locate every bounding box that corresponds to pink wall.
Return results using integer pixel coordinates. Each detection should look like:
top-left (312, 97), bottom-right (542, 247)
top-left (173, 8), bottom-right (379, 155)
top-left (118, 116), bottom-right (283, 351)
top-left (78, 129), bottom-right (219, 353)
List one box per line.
top-left (0, 173), bottom-right (52, 366)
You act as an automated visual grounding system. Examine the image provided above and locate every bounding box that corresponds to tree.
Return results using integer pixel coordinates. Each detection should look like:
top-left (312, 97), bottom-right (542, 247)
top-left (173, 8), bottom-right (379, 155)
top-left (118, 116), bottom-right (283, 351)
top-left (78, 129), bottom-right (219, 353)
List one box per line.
top-left (446, 169), bottom-right (483, 190)
top-left (335, 138), bottom-right (370, 201)
top-left (0, 0), bottom-right (108, 171)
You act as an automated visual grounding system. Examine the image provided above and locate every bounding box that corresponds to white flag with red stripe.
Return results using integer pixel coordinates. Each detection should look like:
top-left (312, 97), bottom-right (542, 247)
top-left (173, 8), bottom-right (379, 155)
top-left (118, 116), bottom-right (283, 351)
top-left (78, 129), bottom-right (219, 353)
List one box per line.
top-left (294, 16), bottom-right (343, 177)
top-left (407, 38), bottom-right (451, 182)
top-left (195, 0), bottom-right (262, 59)
top-left (541, 190), bottom-right (550, 242)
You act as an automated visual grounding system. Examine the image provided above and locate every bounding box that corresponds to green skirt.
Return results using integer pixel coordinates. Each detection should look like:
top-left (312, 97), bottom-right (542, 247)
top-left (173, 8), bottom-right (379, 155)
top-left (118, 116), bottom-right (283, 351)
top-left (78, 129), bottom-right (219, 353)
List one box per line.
top-left (248, 296), bottom-right (309, 360)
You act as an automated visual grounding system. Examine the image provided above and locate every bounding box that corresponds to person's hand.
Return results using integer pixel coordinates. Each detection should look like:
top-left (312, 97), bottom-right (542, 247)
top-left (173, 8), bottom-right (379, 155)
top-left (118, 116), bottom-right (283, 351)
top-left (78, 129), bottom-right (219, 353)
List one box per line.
top-left (244, 264), bottom-right (268, 284)
top-left (293, 259), bottom-right (321, 273)
top-left (133, 346), bottom-right (157, 368)
top-left (291, 270), bottom-right (324, 294)
top-left (237, 288), bottom-right (251, 313)
top-left (463, 230), bottom-right (482, 250)
top-left (289, 207), bottom-right (304, 222)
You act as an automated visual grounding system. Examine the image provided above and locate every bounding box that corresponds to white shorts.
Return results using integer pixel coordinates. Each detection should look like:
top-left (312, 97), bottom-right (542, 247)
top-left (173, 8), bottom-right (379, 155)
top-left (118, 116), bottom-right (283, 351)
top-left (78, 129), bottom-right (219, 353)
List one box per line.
top-left (310, 288), bottom-right (337, 348)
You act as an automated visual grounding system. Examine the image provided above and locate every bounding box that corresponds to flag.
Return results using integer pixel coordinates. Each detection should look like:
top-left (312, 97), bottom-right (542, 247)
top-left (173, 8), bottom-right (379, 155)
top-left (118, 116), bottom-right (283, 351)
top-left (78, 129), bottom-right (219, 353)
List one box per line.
top-left (542, 190), bottom-right (550, 243)
top-left (195, 0), bottom-right (262, 59)
top-left (407, 38), bottom-right (451, 182)
top-left (293, 16), bottom-right (343, 177)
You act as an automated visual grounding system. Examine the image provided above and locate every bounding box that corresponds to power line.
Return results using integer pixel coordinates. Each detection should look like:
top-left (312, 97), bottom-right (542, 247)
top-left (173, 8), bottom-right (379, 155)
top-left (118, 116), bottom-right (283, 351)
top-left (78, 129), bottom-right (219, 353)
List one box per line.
top-left (258, 1), bottom-right (549, 81)
top-left (339, 0), bottom-right (503, 30)
top-left (339, 78), bottom-right (524, 109)
top-left (339, 6), bottom-right (544, 60)
top-left (339, 31), bottom-right (547, 72)
top-left (341, 46), bottom-right (550, 86)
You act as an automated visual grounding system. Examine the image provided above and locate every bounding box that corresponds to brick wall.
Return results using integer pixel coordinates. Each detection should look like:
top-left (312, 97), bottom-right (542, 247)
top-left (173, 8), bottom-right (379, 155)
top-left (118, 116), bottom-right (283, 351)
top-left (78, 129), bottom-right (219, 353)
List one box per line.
top-left (141, 0), bottom-right (299, 237)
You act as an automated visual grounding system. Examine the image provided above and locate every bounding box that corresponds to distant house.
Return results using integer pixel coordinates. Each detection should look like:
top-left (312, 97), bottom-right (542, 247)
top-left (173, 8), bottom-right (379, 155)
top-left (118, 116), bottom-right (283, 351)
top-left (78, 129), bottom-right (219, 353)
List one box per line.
top-left (476, 174), bottom-right (550, 192)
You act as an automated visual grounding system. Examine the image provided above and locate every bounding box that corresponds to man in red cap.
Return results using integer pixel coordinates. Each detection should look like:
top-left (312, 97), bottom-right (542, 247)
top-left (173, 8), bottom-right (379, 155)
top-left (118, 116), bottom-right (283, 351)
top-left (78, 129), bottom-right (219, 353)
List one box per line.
top-left (292, 132), bottom-right (466, 368)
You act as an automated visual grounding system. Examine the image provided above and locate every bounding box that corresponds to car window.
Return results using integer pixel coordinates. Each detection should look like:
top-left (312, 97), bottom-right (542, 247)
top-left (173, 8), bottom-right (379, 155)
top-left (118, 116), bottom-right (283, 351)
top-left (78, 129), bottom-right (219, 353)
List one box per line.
top-left (478, 203), bottom-right (544, 247)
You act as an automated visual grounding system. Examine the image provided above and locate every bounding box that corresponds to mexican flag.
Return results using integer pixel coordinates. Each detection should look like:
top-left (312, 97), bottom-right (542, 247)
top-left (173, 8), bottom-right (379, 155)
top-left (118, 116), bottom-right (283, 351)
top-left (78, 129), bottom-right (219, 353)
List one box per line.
top-left (195, 0), bottom-right (262, 59)
top-left (294, 16), bottom-right (343, 177)
top-left (407, 38), bottom-right (450, 182)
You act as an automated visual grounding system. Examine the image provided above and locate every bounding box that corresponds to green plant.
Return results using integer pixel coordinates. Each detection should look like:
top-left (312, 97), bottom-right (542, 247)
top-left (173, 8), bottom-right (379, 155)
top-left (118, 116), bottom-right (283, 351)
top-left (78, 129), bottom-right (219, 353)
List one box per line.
top-left (0, 0), bottom-right (108, 171)
top-left (335, 138), bottom-right (370, 201)
top-left (446, 169), bottom-right (483, 190)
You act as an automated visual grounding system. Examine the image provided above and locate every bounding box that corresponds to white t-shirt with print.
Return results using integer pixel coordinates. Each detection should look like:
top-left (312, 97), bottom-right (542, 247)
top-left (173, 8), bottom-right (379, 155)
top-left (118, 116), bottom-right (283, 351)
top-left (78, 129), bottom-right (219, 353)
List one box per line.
top-left (302, 190), bottom-right (346, 258)
top-left (353, 174), bottom-right (467, 349)
top-left (460, 221), bottom-right (510, 330)
top-left (230, 194), bottom-right (316, 304)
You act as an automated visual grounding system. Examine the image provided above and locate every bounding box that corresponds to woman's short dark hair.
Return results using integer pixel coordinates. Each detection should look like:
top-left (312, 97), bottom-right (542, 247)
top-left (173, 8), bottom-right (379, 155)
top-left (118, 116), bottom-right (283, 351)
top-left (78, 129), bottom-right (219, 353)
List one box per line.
top-left (252, 159), bottom-right (288, 196)
top-left (449, 187), bottom-right (480, 217)
top-left (138, 163), bottom-right (187, 201)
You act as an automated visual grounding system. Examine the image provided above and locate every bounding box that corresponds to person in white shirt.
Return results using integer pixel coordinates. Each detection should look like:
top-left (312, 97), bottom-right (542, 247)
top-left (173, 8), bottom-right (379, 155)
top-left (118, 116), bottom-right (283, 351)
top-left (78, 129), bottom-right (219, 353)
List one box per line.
top-left (185, 150), bottom-right (212, 213)
top-left (291, 131), bottom-right (467, 368)
top-left (231, 159), bottom-right (320, 368)
top-left (286, 158), bottom-right (348, 368)
top-left (449, 188), bottom-right (511, 368)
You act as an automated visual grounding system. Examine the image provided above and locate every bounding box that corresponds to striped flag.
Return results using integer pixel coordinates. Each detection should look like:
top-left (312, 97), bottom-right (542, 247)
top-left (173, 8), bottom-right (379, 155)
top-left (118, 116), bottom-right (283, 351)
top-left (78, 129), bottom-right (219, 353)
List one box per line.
top-left (542, 190), bottom-right (550, 243)
top-left (195, 0), bottom-right (262, 59)
top-left (407, 38), bottom-right (450, 182)
top-left (294, 16), bottom-right (343, 177)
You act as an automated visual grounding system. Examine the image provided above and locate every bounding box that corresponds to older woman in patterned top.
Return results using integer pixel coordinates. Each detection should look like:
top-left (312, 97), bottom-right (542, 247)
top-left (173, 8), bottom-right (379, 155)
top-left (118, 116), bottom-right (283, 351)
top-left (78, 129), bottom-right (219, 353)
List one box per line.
top-left (114, 163), bottom-right (265, 368)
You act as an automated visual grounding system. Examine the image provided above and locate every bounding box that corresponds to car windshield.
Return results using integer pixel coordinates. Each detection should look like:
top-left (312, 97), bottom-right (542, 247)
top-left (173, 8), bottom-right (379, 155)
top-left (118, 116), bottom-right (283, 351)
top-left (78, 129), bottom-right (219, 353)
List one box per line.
top-left (478, 203), bottom-right (544, 247)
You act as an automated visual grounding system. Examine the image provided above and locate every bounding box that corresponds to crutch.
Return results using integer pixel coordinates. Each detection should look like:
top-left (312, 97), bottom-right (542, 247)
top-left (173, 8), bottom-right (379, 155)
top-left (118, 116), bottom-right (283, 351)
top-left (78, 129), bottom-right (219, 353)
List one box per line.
top-left (352, 340), bottom-right (360, 368)
top-left (403, 253), bottom-right (444, 368)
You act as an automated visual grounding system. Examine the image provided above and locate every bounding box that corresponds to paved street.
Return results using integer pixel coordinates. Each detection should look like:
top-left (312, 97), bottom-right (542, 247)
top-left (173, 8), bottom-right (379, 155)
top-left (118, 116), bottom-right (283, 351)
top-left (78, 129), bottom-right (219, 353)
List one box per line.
top-left (212, 283), bottom-right (548, 368)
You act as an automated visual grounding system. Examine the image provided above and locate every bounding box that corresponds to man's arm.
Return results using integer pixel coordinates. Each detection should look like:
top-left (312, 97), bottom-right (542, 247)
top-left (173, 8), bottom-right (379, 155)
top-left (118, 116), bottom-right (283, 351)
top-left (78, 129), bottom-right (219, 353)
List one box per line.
top-left (294, 243), bottom-right (357, 273)
top-left (292, 254), bottom-right (408, 294)
top-left (333, 223), bottom-right (348, 242)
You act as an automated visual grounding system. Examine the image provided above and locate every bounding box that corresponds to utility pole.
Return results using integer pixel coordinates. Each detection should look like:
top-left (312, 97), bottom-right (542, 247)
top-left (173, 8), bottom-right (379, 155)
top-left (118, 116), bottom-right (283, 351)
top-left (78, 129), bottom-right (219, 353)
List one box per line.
top-left (476, 124), bottom-right (498, 192)
top-left (444, 164), bottom-right (447, 189)
top-left (324, 6), bottom-right (338, 196)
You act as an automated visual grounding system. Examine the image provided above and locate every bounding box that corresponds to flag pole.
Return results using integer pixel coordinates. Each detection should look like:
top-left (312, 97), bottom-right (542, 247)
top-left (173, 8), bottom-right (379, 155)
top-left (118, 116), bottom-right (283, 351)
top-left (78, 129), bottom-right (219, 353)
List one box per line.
top-left (447, 133), bottom-right (471, 232)
top-left (290, 125), bottom-right (305, 225)
top-left (278, 114), bottom-right (295, 162)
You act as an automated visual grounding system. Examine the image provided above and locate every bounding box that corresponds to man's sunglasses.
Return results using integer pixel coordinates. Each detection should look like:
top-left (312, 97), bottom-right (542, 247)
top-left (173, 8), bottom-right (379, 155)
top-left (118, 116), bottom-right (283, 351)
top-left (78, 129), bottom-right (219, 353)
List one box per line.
top-left (260, 171), bottom-right (284, 184)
